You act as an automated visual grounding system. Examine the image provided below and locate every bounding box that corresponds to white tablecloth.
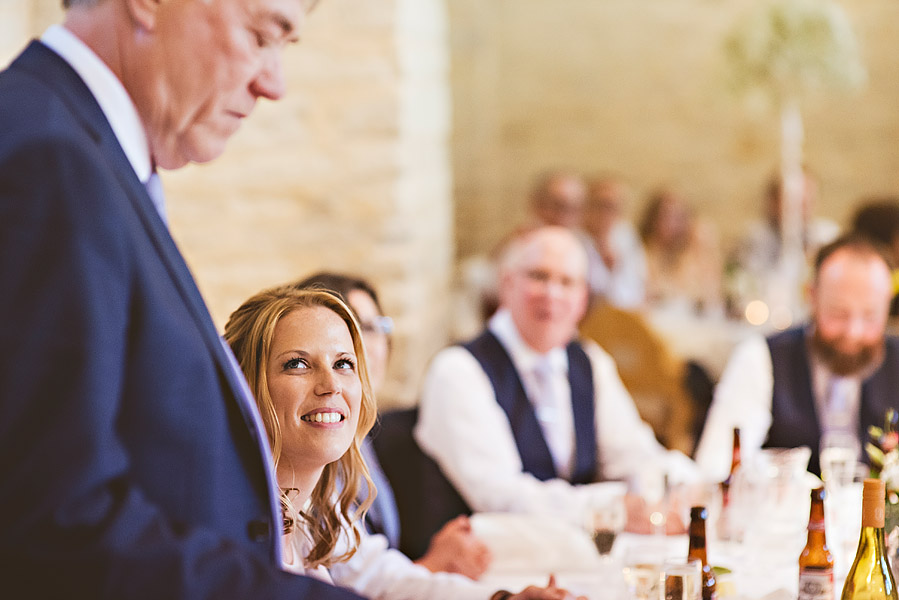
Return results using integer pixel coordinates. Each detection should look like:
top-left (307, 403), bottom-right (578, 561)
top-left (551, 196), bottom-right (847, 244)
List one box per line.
top-left (470, 512), bottom-right (820, 600)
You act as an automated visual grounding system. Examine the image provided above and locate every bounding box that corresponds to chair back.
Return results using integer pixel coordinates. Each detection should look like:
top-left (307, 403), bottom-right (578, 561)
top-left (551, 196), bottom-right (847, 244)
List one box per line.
top-left (579, 302), bottom-right (696, 454)
top-left (370, 407), bottom-right (471, 559)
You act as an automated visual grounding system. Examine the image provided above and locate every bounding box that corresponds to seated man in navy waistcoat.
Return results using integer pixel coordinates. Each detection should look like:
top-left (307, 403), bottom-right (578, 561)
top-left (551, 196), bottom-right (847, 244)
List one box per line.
top-left (415, 226), bottom-right (699, 531)
top-left (696, 234), bottom-right (899, 479)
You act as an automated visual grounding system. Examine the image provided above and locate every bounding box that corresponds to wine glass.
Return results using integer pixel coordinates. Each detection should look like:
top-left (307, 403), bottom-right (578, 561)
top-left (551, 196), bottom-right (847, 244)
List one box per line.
top-left (584, 485), bottom-right (627, 559)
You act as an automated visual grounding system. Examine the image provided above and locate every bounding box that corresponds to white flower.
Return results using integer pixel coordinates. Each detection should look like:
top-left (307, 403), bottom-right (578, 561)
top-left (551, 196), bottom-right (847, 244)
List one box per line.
top-left (724, 0), bottom-right (866, 105)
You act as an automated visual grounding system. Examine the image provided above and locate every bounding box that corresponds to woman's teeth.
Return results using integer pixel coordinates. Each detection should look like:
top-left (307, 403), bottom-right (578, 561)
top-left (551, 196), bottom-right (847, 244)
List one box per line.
top-left (302, 412), bottom-right (344, 424)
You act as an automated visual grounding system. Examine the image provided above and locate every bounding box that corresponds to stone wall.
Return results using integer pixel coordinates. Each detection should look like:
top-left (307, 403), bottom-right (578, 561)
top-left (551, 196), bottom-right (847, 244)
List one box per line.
top-left (450, 0), bottom-right (899, 258)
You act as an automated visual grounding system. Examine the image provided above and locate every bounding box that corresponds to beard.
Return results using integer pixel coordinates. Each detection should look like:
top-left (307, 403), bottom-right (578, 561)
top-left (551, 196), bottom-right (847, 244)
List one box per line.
top-left (810, 328), bottom-right (885, 377)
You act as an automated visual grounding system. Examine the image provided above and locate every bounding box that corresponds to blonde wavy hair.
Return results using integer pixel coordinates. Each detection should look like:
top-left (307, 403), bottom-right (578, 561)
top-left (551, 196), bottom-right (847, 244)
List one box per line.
top-left (224, 286), bottom-right (377, 568)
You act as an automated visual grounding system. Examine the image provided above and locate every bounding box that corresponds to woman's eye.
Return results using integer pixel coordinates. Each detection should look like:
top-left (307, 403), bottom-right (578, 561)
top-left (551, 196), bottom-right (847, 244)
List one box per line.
top-left (283, 358), bottom-right (308, 370)
top-left (335, 358), bottom-right (356, 371)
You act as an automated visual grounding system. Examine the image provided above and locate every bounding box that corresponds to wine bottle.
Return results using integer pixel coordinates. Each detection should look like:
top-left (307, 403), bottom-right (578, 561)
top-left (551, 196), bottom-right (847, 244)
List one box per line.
top-left (688, 506), bottom-right (717, 600)
top-left (841, 478), bottom-right (898, 600)
top-left (799, 486), bottom-right (834, 600)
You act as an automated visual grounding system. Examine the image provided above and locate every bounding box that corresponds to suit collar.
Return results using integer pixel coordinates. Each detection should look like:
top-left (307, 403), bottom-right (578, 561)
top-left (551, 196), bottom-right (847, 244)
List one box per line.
top-left (40, 26), bottom-right (151, 183)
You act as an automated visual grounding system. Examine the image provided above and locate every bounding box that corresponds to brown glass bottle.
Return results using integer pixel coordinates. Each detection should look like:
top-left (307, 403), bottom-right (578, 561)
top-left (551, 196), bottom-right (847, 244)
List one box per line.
top-left (719, 428), bottom-right (741, 540)
top-left (721, 428), bottom-right (741, 499)
top-left (688, 506), bottom-right (718, 600)
top-left (799, 487), bottom-right (834, 600)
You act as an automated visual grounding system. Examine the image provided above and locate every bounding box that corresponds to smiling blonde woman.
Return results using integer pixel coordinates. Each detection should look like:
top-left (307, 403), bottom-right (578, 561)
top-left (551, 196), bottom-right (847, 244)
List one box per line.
top-left (225, 287), bottom-right (377, 576)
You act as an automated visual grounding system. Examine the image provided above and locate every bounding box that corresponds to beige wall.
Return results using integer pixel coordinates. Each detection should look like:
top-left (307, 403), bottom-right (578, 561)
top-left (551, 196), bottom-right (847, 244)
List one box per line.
top-left (450, 0), bottom-right (899, 258)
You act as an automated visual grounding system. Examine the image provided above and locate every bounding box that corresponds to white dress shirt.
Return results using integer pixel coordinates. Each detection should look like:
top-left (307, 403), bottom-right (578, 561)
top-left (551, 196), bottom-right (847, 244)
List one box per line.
top-left (40, 26), bottom-right (161, 218)
top-left (414, 309), bottom-right (698, 520)
top-left (694, 332), bottom-right (863, 481)
top-left (329, 531), bottom-right (495, 600)
top-left (585, 222), bottom-right (647, 310)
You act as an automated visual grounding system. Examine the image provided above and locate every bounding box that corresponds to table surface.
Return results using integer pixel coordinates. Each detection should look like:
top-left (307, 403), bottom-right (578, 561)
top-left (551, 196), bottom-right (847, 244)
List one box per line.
top-left (470, 512), bottom-right (848, 600)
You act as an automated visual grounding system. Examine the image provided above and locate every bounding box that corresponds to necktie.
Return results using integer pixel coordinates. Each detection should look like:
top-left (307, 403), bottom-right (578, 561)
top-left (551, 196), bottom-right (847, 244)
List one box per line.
top-left (144, 171), bottom-right (168, 224)
top-left (825, 375), bottom-right (856, 441)
top-left (532, 357), bottom-right (572, 479)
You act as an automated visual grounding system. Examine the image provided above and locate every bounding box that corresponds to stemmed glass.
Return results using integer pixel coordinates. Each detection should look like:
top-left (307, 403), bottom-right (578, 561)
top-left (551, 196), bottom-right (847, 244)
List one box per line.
top-left (585, 486), bottom-right (627, 560)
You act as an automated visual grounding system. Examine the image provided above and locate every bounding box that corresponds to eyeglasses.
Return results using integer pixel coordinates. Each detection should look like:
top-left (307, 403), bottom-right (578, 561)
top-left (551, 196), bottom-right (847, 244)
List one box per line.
top-left (360, 315), bottom-right (393, 337)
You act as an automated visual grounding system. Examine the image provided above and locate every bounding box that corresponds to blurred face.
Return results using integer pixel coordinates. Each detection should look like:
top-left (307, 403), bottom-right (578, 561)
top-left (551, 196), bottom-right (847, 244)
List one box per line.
top-left (267, 305), bottom-right (362, 475)
top-left (585, 181), bottom-right (625, 239)
top-left (134, 0), bottom-right (310, 169)
top-left (500, 229), bottom-right (589, 353)
top-left (810, 249), bottom-right (893, 375)
top-left (347, 289), bottom-right (390, 392)
top-left (653, 195), bottom-right (689, 247)
top-left (534, 176), bottom-right (586, 229)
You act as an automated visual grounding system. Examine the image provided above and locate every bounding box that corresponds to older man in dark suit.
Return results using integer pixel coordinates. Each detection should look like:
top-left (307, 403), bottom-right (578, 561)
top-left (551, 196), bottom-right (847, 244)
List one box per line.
top-left (0, 0), bottom-right (359, 598)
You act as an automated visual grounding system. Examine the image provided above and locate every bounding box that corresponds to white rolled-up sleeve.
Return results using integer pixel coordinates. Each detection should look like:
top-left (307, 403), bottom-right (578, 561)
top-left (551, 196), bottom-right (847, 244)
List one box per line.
top-left (583, 339), bottom-right (699, 486)
top-left (329, 531), bottom-right (493, 600)
top-left (693, 334), bottom-right (774, 481)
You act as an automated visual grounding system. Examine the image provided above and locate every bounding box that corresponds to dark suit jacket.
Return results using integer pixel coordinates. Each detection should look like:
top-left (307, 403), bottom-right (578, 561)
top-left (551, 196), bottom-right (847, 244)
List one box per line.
top-left (0, 41), bottom-right (358, 599)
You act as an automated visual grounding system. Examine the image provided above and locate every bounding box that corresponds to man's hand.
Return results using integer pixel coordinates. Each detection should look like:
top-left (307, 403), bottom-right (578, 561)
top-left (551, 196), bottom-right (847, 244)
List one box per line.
top-left (505, 574), bottom-right (587, 600)
top-left (414, 515), bottom-right (492, 579)
top-left (623, 493), bottom-right (687, 535)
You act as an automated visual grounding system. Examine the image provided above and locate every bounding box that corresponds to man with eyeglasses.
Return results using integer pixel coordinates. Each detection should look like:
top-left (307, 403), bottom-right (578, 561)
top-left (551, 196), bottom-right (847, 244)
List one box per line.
top-left (696, 234), bottom-right (899, 479)
top-left (416, 226), bottom-right (698, 532)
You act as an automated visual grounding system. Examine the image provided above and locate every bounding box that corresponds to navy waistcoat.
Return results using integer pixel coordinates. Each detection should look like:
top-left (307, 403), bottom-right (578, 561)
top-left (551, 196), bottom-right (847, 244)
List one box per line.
top-left (763, 327), bottom-right (899, 476)
top-left (463, 331), bottom-right (599, 484)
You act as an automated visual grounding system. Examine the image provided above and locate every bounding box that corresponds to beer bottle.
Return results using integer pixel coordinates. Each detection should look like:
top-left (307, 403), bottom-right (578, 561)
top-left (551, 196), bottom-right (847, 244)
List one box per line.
top-left (688, 506), bottom-right (718, 600)
top-left (719, 428), bottom-right (741, 540)
top-left (799, 486), bottom-right (834, 600)
top-left (841, 478), bottom-right (898, 600)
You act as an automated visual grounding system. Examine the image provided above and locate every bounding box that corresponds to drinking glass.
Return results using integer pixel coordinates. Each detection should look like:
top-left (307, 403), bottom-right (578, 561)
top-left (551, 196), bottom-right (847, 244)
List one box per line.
top-left (661, 560), bottom-right (702, 600)
top-left (584, 484), bottom-right (627, 559)
top-left (623, 542), bottom-right (666, 600)
top-left (820, 432), bottom-right (862, 489)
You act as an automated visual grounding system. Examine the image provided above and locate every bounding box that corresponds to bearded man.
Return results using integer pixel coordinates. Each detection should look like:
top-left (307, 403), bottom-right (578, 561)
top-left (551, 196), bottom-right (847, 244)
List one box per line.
top-left (696, 234), bottom-right (899, 478)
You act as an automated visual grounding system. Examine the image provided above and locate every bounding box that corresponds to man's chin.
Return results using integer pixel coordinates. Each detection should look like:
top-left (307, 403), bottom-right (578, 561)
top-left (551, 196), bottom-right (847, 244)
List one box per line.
top-left (812, 335), bottom-right (884, 377)
top-left (154, 137), bottom-right (229, 170)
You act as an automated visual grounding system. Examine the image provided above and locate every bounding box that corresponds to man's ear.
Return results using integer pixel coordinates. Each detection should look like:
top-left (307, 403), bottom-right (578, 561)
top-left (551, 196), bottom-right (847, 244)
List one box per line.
top-left (124, 0), bottom-right (162, 32)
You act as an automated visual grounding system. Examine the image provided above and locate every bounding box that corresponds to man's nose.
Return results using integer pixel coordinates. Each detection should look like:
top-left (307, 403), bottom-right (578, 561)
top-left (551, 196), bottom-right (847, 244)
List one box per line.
top-left (251, 51), bottom-right (286, 101)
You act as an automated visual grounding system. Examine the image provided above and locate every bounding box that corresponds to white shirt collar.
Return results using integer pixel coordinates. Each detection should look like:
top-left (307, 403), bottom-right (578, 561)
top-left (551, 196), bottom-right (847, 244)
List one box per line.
top-left (41, 25), bottom-right (152, 184)
top-left (488, 308), bottom-right (569, 374)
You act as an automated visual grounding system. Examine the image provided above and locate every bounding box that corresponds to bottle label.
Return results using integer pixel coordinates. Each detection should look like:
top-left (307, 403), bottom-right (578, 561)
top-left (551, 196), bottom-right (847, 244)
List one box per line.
top-left (807, 518), bottom-right (826, 532)
top-left (798, 568), bottom-right (833, 600)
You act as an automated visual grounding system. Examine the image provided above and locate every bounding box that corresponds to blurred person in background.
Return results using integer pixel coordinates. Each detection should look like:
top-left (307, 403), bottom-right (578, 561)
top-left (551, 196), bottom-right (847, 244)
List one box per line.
top-left (417, 226), bottom-right (699, 534)
top-left (529, 170), bottom-right (588, 230)
top-left (226, 285), bottom-right (580, 600)
top-left (639, 187), bottom-right (724, 317)
top-left (695, 234), bottom-right (899, 479)
top-left (583, 175), bottom-right (647, 310)
top-left (725, 169), bottom-right (839, 318)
